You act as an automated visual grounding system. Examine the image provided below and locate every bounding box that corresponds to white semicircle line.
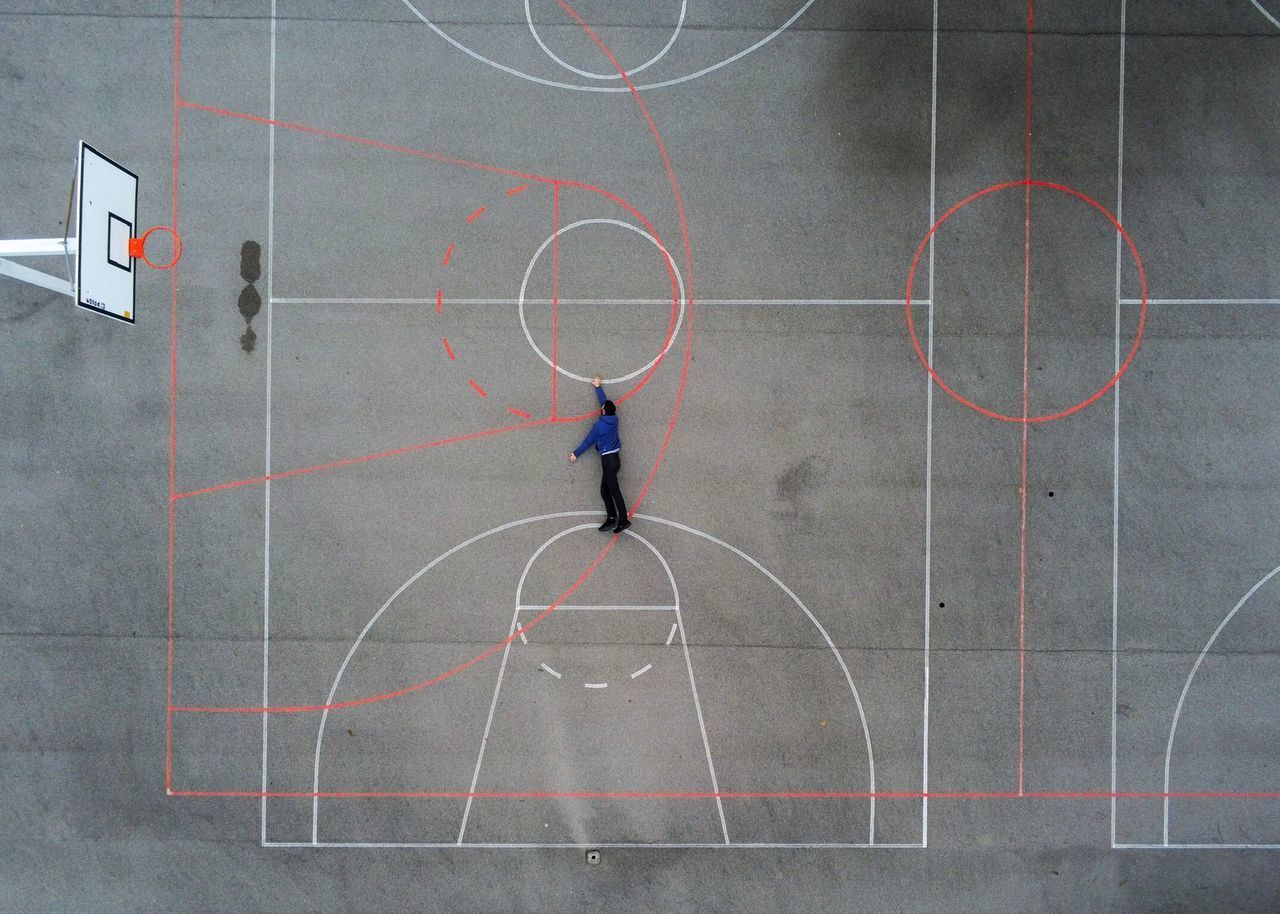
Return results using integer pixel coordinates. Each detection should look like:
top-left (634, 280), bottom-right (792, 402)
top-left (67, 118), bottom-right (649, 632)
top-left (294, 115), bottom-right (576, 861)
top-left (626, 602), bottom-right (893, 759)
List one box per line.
top-left (1161, 563), bottom-right (1280, 845)
top-left (401, 0), bottom-right (821, 94)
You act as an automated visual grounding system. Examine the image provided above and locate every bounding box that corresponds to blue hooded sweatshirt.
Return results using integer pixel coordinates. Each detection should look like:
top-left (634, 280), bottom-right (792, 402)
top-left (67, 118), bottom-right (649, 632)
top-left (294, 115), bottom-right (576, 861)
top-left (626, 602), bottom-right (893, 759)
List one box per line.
top-left (573, 386), bottom-right (621, 457)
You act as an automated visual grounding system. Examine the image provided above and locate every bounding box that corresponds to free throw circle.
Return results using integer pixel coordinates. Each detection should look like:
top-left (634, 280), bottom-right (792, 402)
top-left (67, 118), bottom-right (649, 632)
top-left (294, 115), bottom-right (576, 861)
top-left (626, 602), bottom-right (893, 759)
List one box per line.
top-left (518, 217), bottom-right (685, 386)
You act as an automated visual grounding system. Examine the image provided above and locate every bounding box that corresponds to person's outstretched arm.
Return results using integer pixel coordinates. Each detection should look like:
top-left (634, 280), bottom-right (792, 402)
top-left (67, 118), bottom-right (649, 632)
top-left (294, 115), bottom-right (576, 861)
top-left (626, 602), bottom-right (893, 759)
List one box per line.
top-left (592, 374), bottom-right (606, 405)
top-left (570, 425), bottom-right (597, 462)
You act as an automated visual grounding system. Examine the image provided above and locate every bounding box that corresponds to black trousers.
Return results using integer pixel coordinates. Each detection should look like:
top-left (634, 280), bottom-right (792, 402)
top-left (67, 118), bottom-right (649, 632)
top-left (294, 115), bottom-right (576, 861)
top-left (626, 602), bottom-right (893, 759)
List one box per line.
top-left (599, 451), bottom-right (627, 520)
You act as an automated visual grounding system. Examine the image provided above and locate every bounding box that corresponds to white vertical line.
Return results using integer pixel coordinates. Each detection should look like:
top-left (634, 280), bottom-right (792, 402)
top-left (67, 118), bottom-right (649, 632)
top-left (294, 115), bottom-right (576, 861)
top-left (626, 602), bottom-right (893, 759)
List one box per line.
top-left (259, 0), bottom-right (277, 849)
top-left (674, 604), bottom-right (730, 844)
top-left (456, 606), bottom-right (523, 845)
top-left (921, 0), bottom-right (939, 850)
top-left (1110, 0), bottom-right (1126, 852)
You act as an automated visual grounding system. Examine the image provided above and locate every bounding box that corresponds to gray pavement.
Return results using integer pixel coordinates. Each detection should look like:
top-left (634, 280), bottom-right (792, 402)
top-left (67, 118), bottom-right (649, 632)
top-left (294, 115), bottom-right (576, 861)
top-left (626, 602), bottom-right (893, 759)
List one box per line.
top-left (2, 0), bottom-right (1279, 910)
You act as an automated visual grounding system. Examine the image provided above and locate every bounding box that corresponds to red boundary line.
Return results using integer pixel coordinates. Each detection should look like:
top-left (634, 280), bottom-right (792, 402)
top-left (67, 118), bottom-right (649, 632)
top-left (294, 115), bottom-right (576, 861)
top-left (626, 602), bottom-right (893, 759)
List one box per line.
top-left (167, 0), bottom-right (694, 721)
top-left (467, 378), bottom-right (488, 398)
top-left (170, 789), bottom-right (1280, 801)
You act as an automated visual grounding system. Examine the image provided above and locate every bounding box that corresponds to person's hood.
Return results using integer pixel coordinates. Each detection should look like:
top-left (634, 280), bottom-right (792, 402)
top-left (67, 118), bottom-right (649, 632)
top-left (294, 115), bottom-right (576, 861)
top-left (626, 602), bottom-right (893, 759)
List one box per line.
top-left (599, 414), bottom-right (618, 428)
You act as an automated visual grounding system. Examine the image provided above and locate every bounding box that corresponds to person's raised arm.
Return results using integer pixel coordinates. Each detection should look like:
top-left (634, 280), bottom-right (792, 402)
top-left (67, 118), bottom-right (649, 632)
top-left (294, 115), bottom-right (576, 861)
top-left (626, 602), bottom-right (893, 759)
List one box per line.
top-left (592, 374), bottom-right (607, 405)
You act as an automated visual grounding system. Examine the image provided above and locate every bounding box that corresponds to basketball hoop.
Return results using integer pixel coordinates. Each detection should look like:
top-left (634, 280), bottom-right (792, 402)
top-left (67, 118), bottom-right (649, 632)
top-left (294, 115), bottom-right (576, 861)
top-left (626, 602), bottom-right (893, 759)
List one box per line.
top-left (128, 225), bottom-right (183, 270)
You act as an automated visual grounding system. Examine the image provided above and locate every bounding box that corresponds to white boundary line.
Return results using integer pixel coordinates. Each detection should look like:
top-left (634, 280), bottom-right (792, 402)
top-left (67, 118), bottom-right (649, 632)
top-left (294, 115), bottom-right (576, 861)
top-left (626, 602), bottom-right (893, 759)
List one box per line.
top-left (265, 841), bottom-right (926, 849)
top-left (269, 297), bottom-right (925, 307)
top-left (259, 0), bottom-right (277, 848)
top-left (1115, 843), bottom-right (1280, 851)
top-left (1118, 298), bottom-right (1280, 305)
top-left (1161, 564), bottom-right (1280, 845)
top-left (1110, 0), bottom-right (1127, 853)
top-left (921, 0), bottom-right (939, 851)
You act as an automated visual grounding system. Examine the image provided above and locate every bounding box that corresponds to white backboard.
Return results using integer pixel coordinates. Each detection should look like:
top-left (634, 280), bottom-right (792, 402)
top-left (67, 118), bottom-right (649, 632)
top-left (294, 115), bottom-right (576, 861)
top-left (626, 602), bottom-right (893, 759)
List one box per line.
top-left (75, 142), bottom-right (138, 323)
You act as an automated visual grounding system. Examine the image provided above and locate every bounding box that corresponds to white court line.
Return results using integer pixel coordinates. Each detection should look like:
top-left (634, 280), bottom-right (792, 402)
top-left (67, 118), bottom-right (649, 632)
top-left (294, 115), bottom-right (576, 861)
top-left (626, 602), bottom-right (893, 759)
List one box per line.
top-left (1161, 564), bottom-right (1280, 845)
top-left (665, 623), bottom-right (678, 646)
top-left (457, 525), bottom-right (593, 844)
top-left (259, 0), bottom-right (277, 849)
top-left (1250, 0), bottom-right (1280, 30)
top-left (1110, 0), bottom-right (1127, 853)
top-left (401, 0), bottom-right (821, 94)
top-left (631, 664), bottom-right (653, 679)
top-left (518, 604), bottom-right (678, 612)
top-left (539, 663), bottom-right (561, 679)
top-left (270, 297), bottom-right (925, 307)
top-left (524, 0), bottom-right (686, 81)
top-left (304, 512), bottom-right (878, 848)
top-left (584, 682), bottom-right (608, 689)
top-left (1118, 298), bottom-right (1280, 305)
top-left (265, 841), bottom-right (925, 850)
top-left (920, 0), bottom-right (939, 850)
top-left (1115, 843), bottom-right (1280, 850)
top-left (306, 512), bottom-right (593, 844)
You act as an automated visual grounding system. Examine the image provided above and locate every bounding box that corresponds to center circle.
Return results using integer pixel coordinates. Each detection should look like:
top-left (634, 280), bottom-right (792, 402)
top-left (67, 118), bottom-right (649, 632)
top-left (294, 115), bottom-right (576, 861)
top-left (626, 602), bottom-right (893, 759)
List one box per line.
top-left (518, 217), bottom-right (686, 386)
top-left (904, 179), bottom-right (1148, 424)
top-left (524, 0), bottom-right (687, 80)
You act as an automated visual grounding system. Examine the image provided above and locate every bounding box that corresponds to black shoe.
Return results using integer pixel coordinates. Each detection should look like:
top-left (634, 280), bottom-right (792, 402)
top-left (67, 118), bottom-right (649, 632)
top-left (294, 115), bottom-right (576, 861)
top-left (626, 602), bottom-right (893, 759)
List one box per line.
top-left (599, 519), bottom-right (617, 532)
top-left (613, 518), bottom-right (632, 534)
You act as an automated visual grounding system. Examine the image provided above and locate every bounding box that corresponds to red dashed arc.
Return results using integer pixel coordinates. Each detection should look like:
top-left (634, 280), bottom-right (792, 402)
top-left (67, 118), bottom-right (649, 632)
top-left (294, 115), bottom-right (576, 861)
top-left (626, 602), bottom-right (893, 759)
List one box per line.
top-left (165, 0), bottom-right (696, 731)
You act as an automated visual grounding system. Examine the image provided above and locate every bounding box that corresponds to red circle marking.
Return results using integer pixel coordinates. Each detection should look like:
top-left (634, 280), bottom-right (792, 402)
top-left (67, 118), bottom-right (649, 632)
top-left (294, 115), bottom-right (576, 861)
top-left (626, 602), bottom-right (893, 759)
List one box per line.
top-left (904, 179), bottom-right (1148, 424)
top-left (133, 225), bottom-right (184, 270)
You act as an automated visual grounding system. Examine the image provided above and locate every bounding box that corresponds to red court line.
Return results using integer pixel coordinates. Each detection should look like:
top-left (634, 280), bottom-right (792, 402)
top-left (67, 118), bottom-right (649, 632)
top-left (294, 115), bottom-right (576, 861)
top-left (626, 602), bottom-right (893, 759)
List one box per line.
top-left (554, 0), bottom-right (695, 514)
top-left (507, 407), bottom-right (532, 419)
top-left (172, 419), bottom-right (550, 500)
top-left (506, 183), bottom-right (529, 197)
top-left (177, 100), bottom-right (557, 186)
top-left (441, 337), bottom-right (454, 361)
top-left (468, 378), bottom-right (487, 398)
top-left (435, 289), bottom-right (443, 313)
top-left (169, 789), bottom-right (1280, 801)
top-left (1017, 0), bottom-right (1036, 799)
top-left (550, 181), bottom-right (560, 418)
top-left (171, 536), bottom-right (621, 714)
top-left (466, 206), bottom-right (486, 224)
top-left (442, 242), bottom-right (455, 266)
top-left (167, 0), bottom-right (694, 722)
top-left (165, 0), bottom-right (183, 795)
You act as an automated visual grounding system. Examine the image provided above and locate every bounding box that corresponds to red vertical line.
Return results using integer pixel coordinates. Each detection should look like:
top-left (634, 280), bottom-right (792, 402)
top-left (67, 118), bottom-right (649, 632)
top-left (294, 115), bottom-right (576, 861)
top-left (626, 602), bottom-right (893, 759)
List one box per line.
top-left (441, 337), bottom-right (455, 361)
top-left (435, 289), bottom-right (443, 313)
top-left (1018, 0), bottom-right (1035, 798)
top-left (550, 181), bottom-right (561, 418)
top-left (442, 242), bottom-right (455, 266)
top-left (166, 0), bottom-right (183, 794)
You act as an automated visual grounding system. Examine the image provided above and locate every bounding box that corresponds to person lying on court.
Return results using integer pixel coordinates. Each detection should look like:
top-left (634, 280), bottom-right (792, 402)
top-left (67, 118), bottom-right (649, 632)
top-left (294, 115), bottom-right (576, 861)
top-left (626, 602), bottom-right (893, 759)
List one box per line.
top-left (568, 375), bottom-right (631, 534)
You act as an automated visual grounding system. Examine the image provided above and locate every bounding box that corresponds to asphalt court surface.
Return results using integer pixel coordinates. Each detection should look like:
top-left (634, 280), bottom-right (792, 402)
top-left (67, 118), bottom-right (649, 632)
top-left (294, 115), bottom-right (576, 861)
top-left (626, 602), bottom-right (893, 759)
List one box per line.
top-left (3, 0), bottom-right (1280, 910)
